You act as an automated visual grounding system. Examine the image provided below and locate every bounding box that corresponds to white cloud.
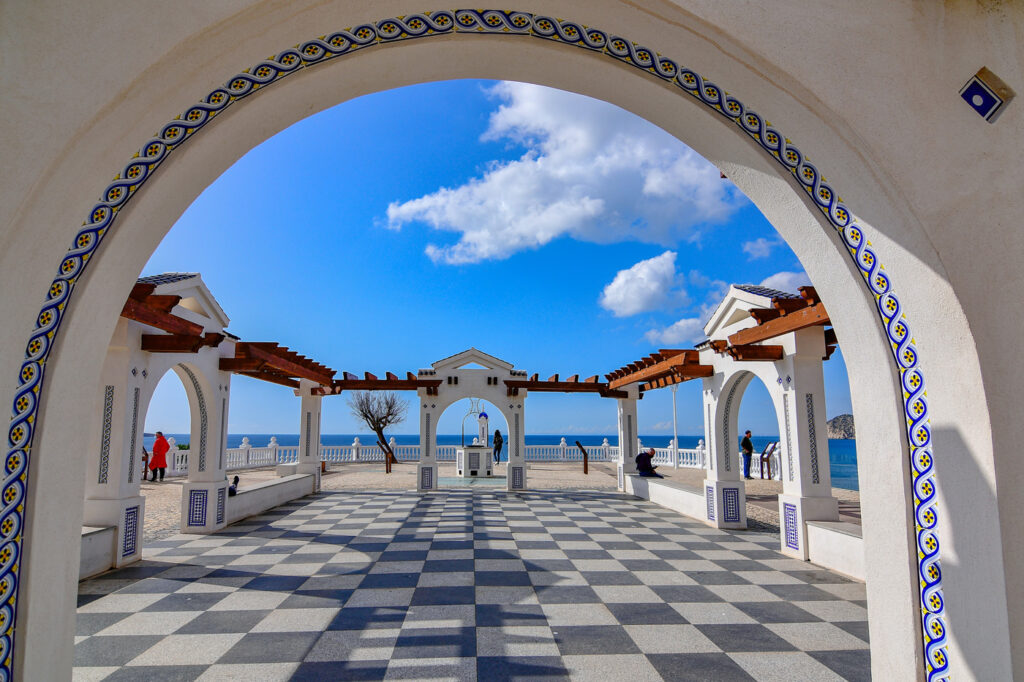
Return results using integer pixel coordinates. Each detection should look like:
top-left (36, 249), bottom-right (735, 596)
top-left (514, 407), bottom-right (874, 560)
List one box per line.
top-left (599, 251), bottom-right (686, 317)
top-left (759, 271), bottom-right (812, 294)
top-left (742, 237), bottom-right (777, 260)
top-left (386, 81), bottom-right (745, 264)
top-left (644, 317), bottom-right (706, 346)
top-left (649, 421), bottom-right (673, 431)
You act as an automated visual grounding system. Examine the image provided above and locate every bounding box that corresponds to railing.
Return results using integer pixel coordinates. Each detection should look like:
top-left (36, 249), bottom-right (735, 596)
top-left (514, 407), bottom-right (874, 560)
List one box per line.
top-left (162, 436), bottom-right (709, 475)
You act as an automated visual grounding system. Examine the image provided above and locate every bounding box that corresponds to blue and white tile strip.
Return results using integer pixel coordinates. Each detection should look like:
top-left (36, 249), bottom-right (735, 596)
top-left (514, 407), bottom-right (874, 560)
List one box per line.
top-left (1, 10), bottom-right (945, 680)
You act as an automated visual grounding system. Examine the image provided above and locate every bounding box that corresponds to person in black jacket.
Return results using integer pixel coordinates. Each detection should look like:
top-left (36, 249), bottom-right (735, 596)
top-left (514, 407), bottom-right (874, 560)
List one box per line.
top-left (492, 429), bottom-right (504, 463)
top-left (635, 448), bottom-right (664, 478)
top-left (741, 430), bottom-right (754, 479)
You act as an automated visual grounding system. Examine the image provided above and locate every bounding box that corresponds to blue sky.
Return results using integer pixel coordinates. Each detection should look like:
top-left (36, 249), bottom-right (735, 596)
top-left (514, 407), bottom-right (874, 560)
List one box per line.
top-left (144, 79), bottom-right (851, 439)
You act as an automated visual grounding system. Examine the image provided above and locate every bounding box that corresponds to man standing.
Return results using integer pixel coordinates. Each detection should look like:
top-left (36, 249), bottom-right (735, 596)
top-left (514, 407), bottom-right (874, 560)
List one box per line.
top-left (150, 431), bottom-right (169, 482)
top-left (741, 430), bottom-right (754, 480)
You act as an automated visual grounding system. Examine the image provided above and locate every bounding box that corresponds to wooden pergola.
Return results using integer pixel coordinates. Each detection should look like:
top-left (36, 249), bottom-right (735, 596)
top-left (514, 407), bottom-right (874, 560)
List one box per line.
top-left (220, 343), bottom-right (335, 389)
top-left (122, 283), bottom-right (338, 390)
top-left (503, 373), bottom-right (627, 399)
top-left (605, 286), bottom-right (835, 391)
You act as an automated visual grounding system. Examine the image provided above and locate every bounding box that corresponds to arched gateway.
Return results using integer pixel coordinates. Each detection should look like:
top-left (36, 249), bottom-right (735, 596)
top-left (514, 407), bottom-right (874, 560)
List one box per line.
top-left (3, 4), bottom-right (1021, 680)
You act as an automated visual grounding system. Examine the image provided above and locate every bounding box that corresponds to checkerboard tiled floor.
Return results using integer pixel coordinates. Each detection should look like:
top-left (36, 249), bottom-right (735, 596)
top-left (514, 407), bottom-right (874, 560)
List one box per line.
top-left (75, 490), bottom-right (870, 681)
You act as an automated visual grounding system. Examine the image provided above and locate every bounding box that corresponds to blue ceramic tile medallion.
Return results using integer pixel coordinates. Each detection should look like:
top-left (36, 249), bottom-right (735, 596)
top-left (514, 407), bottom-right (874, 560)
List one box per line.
top-left (3, 9), bottom-right (944, 680)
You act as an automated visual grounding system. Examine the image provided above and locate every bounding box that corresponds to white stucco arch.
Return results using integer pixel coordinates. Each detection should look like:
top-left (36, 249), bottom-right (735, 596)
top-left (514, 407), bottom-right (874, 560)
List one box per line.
top-left (2, 4), bottom-right (1021, 680)
top-left (416, 350), bottom-right (528, 492)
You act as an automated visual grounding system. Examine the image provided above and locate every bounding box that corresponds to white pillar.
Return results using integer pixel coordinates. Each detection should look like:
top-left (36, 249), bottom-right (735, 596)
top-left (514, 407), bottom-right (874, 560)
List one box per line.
top-left (178, 361), bottom-right (230, 534)
top-left (702, 375), bottom-right (747, 529)
top-left (671, 384), bottom-right (679, 468)
top-left (417, 390), bottom-right (438, 491)
top-left (293, 378), bottom-right (323, 490)
top-left (82, 322), bottom-right (145, 567)
top-left (616, 385), bottom-right (639, 491)
top-left (776, 339), bottom-right (840, 560)
top-left (506, 396), bottom-right (527, 491)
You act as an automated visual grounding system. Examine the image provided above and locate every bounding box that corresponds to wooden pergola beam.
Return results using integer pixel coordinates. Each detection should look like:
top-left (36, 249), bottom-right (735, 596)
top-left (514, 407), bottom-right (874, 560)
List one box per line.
top-left (607, 350), bottom-right (705, 389)
top-left (503, 379), bottom-right (626, 399)
top-left (727, 344), bottom-right (784, 361)
top-left (121, 298), bottom-right (204, 337)
top-left (238, 343), bottom-right (334, 386)
top-left (220, 358), bottom-right (264, 372)
top-left (238, 371), bottom-right (299, 389)
top-left (331, 378), bottom-right (443, 392)
top-left (727, 302), bottom-right (830, 346)
top-left (142, 332), bottom-right (224, 353)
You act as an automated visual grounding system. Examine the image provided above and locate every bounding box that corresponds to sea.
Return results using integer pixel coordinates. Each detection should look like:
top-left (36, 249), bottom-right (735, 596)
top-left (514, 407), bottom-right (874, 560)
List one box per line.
top-left (146, 433), bottom-right (861, 491)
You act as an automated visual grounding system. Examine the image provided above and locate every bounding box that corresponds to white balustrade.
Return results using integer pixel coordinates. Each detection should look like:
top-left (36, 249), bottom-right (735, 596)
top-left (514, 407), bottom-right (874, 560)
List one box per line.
top-left (199, 436), bottom-right (716, 472)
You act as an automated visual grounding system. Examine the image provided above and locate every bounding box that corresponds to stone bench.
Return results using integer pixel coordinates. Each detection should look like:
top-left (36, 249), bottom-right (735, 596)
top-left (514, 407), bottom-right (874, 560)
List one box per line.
top-left (225, 473), bottom-right (316, 525)
top-left (624, 474), bottom-right (708, 521)
top-left (806, 520), bottom-right (864, 581)
top-left (80, 525), bottom-right (116, 580)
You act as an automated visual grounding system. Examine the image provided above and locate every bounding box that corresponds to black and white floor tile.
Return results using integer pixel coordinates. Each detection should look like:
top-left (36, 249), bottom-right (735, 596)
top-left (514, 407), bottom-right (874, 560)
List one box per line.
top-left (74, 490), bottom-right (870, 681)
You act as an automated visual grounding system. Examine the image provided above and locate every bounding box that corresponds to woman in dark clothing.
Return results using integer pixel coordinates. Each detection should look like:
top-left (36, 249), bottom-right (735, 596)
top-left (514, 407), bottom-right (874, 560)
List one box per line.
top-left (635, 448), bottom-right (664, 478)
top-left (493, 429), bottom-right (504, 463)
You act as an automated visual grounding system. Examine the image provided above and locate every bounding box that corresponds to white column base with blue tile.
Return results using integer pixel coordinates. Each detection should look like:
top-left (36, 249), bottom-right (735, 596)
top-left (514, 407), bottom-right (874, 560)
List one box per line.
top-left (82, 495), bottom-right (145, 570)
top-left (778, 493), bottom-right (839, 560)
top-left (179, 481), bottom-right (228, 534)
top-left (703, 479), bottom-right (747, 529)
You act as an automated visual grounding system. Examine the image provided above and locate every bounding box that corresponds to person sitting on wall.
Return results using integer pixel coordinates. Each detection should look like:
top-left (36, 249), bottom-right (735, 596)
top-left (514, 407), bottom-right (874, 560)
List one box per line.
top-left (635, 447), bottom-right (664, 478)
top-left (141, 447), bottom-right (150, 482)
top-left (228, 475), bottom-right (240, 497)
top-left (149, 431), bottom-right (169, 482)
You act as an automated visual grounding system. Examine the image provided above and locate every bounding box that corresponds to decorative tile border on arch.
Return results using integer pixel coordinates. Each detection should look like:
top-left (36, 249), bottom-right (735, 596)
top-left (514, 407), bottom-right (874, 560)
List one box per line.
top-left (179, 366), bottom-right (208, 472)
top-left (1, 9), bottom-right (946, 680)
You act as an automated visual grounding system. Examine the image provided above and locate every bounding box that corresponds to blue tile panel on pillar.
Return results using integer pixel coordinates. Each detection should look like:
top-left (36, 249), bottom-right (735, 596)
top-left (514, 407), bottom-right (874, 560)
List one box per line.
top-left (723, 488), bottom-right (740, 523)
top-left (1, 9), bottom-right (946, 680)
top-left (784, 503), bottom-right (799, 551)
top-left (706, 486), bottom-right (715, 521)
top-left (122, 506), bottom-right (138, 558)
top-left (216, 487), bottom-right (226, 525)
top-left (187, 490), bottom-right (208, 527)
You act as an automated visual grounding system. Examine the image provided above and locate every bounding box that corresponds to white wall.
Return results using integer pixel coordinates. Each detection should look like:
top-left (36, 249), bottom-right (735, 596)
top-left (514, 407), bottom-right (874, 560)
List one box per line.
top-left (1, 3), bottom-right (1021, 679)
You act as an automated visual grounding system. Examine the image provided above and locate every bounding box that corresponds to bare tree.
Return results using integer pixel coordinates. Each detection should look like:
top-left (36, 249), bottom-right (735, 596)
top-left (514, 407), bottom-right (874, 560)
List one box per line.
top-left (347, 391), bottom-right (408, 471)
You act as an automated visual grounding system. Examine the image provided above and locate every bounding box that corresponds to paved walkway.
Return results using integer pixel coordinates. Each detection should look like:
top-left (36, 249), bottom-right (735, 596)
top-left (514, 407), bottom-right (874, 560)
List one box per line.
top-left (77, 488), bottom-right (870, 681)
top-left (140, 463), bottom-right (860, 543)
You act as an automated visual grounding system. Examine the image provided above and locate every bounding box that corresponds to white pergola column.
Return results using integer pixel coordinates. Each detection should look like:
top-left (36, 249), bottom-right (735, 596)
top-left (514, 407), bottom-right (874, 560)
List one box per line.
top-left (506, 395), bottom-right (526, 491)
top-left (295, 378), bottom-right (323, 490)
top-left (777, 345), bottom-right (840, 559)
top-left (616, 385), bottom-right (639, 491)
top-left (82, 321), bottom-right (145, 566)
top-left (417, 390), bottom-right (438, 491)
top-left (702, 375), bottom-right (747, 529)
top-left (178, 360), bottom-right (229, 534)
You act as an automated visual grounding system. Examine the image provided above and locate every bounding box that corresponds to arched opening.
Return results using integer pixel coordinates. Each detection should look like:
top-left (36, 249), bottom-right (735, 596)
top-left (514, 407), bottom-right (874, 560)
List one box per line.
top-left (9, 11), bottom-right (970, 680)
top-left (434, 397), bottom-right (511, 487)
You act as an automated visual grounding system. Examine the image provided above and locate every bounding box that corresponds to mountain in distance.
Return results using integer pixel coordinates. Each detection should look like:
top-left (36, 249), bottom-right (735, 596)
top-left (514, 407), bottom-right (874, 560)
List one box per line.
top-left (827, 414), bottom-right (855, 439)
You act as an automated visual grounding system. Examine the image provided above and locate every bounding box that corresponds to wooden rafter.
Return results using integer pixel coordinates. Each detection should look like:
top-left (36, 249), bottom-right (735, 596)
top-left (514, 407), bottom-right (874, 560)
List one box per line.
top-left (727, 344), bottom-right (784, 361)
top-left (728, 302), bottom-right (830, 346)
top-left (607, 350), bottom-right (711, 390)
top-left (237, 370), bottom-right (299, 389)
top-left (227, 342), bottom-right (335, 386)
top-left (331, 374), bottom-right (443, 393)
top-left (141, 332), bottom-right (224, 353)
top-left (121, 298), bottom-right (203, 337)
top-left (503, 379), bottom-right (627, 399)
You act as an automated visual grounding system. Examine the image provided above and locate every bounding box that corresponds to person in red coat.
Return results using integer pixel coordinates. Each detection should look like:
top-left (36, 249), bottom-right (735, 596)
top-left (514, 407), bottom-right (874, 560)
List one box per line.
top-left (150, 431), bottom-right (169, 482)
